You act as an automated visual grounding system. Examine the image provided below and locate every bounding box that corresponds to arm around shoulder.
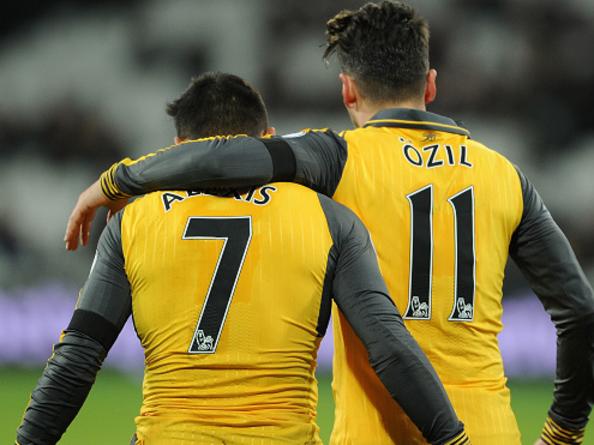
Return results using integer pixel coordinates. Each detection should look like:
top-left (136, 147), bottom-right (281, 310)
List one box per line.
top-left (321, 196), bottom-right (468, 444)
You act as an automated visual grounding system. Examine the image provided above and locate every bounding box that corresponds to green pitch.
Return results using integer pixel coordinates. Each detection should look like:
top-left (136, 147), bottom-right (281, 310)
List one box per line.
top-left (2, 368), bottom-right (590, 444)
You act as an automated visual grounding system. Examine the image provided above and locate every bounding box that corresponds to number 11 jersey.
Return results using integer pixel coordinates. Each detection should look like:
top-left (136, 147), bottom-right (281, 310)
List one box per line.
top-left (331, 110), bottom-right (523, 444)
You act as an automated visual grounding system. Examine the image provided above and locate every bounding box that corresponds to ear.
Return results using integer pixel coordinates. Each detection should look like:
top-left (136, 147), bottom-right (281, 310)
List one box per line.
top-left (174, 136), bottom-right (187, 144)
top-left (340, 73), bottom-right (358, 110)
top-left (261, 127), bottom-right (276, 137)
top-left (424, 69), bottom-right (437, 105)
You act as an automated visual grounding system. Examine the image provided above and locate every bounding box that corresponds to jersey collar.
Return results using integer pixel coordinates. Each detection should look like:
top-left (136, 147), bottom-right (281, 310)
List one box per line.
top-left (364, 108), bottom-right (470, 137)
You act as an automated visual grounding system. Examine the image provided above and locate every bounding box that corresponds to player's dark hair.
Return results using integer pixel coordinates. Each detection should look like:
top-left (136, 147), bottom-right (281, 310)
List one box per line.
top-left (324, 1), bottom-right (430, 103)
top-left (166, 72), bottom-right (269, 139)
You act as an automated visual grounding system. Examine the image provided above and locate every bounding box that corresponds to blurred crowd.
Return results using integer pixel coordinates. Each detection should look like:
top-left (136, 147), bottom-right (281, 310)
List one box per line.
top-left (1, 0), bottom-right (593, 290)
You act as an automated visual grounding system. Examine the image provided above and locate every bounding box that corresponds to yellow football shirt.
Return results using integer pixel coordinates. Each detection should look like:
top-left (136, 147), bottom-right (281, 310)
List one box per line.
top-left (121, 184), bottom-right (332, 444)
top-left (330, 111), bottom-right (523, 444)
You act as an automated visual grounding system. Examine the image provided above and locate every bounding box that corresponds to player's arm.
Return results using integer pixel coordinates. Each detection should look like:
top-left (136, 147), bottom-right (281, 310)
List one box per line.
top-left (510, 168), bottom-right (594, 445)
top-left (17, 211), bottom-right (131, 445)
top-left (103, 130), bottom-right (346, 197)
top-left (319, 195), bottom-right (469, 445)
top-left (65, 131), bottom-right (347, 250)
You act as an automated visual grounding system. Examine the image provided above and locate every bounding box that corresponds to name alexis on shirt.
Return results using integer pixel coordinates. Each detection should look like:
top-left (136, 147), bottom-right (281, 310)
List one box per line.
top-left (162, 185), bottom-right (277, 212)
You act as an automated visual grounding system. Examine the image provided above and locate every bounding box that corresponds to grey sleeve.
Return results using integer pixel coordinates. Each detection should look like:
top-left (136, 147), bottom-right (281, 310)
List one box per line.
top-left (16, 212), bottom-right (131, 445)
top-left (75, 210), bottom-right (132, 331)
top-left (107, 131), bottom-right (347, 199)
top-left (510, 167), bottom-right (594, 430)
top-left (283, 130), bottom-right (348, 196)
top-left (319, 195), bottom-right (465, 445)
top-left (16, 332), bottom-right (108, 445)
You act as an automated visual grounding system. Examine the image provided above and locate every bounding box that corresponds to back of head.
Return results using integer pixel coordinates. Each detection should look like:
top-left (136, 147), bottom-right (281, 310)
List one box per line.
top-left (324, 1), bottom-right (430, 104)
top-left (167, 72), bottom-right (269, 139)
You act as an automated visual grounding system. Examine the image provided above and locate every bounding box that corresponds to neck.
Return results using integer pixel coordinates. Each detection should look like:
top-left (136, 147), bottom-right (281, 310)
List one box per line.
top-left (354, 98), bottom-right (427, 127)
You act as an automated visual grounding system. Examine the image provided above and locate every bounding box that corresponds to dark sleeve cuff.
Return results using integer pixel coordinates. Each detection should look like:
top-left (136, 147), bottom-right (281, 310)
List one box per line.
top-left (100, 162), bottom-right (132, 200)
top-left (260, 138), bottom-right (296, 182)
top-left (441, 429), bottom-right (470, 445)
top-left (541, 415), bottom-right (586, 445)
top-left (67, 309), bottom-right (120, 352)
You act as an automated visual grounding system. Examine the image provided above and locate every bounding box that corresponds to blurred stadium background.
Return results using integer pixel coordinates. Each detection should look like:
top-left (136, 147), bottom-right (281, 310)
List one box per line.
top-left (1, 0), bottom-right (593, 443)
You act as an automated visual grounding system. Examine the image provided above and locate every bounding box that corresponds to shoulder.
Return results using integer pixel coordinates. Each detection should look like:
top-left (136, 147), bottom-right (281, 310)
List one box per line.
top-left (263, 182), bottom-right (320, 203)
top-left (467, 138), bottom-right (523, 185)
top-left (96, 208), bottom-right (125, 256)
top-left (316, 194), bottom-right (368, 246)
top-left (466, 139), bottom-right (517, 169)
top-left (126, 191), bottom-right (177, 212)
top-left (280, 128), bottom-right (335, 138)
top-left (338, 126), bottom-right (377, 141)
top-left (118, 192), bottom-right (182, 232)
top-left (280, 128), bottom-right (347, 148)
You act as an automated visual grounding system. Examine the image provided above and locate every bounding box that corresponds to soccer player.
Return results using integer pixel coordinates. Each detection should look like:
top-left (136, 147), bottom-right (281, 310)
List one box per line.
top-left (64, 3), bottom-right (594, 444)
top-left (18, 72), bottom-right (470, 444)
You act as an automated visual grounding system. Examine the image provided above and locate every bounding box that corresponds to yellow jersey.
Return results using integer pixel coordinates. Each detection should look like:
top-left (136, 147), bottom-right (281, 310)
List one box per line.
top-left (121, 184), bottom-right (330, 444)
top-left (330, 110), bottom-right (523, 444)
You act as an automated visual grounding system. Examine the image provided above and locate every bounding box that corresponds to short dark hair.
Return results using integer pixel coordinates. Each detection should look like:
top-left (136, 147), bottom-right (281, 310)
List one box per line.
top-left (324, 1), bottom-right (430, 103)
top-left (166, 72), bottom-right (269, 139)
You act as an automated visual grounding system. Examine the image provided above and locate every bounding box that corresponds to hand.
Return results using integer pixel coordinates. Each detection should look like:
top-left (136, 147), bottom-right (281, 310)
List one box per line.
top-left (106, 199), bottom-right (128, 222)
top-left (64, 180), bottom-right (127, 250)
top-left (533, 439), bottom-right (546, 445)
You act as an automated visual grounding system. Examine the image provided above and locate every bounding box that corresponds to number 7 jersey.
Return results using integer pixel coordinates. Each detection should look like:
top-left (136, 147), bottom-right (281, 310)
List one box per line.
top-left (121, 184), bottom-right (333, 443)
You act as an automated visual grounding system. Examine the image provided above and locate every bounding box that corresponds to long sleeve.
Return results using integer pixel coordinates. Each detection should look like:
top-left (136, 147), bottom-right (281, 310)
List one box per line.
top-left (101, 130), bottom-right (347, 200)
top-left (319, 195), bottom-right (468, 445)
top-left (16, 212), bottom-right (132, 445)
top-left (510, 167), bottom-right (594, 432)
top-left (15, 332), bottom-right (109, 445)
